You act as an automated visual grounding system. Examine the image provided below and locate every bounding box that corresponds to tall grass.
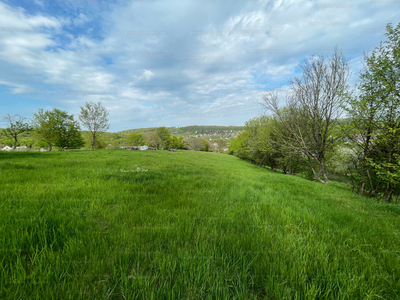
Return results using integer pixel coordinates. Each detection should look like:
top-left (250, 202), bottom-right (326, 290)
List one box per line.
top-left (1, 150), bottom-right (399, 299)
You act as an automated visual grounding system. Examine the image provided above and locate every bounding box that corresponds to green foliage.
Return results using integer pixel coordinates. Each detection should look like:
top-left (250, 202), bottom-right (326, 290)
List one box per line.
top-left (32, 108), bottom-right (84, 151)
top-left (199, 138), bottom-right (210, 151)
top-left (178, 136), bottom-right (185, 149)
top-left (93, 137), bottom-right (107, 150)
top-left (230, 116), bottom-right (307, 174)
top-left (167, 135), bottom-right (185, 149)
top-left (126, 132), bottom-right (146, 146)
top-left (37, 140), bottom-right (47, 149)
top-left (0, 137), bottom-right (13, 147)
top-left (18, 138), bottom-right (35, 149)
top-left (155, 127), bottom-right (171, 150)
top-left (228, 130), bottom-right (250, 159)
top-left (32, 109), bottom-right (55, 151)
top-left (343, 22), bottom-right (400, 201)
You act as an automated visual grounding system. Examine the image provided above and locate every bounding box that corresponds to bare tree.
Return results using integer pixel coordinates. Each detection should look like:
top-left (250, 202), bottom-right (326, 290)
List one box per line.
top-left (1, 114), bottom-right (32, 149)
top-left (79, 101), bottom-right (110, 150)
top-left (261, 48), bottom-right (350, 184)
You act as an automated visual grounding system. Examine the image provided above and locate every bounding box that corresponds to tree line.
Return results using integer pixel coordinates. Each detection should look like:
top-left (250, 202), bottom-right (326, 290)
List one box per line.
top-left (125, 129), bottom-right (211, 151)
top-left (229, 23), bottom-right (400, 203)
top-left (1, 101), bottom-right (217, 152)
top-left (1, 101), bottom-right (109, 151)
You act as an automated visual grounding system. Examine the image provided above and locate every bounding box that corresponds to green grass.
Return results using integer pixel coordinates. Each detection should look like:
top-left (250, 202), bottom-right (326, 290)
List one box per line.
top-left (1, 150), bottom-right (399, 299)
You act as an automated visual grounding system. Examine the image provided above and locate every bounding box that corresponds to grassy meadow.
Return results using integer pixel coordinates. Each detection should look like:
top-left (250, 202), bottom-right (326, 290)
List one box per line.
top-left (0, 149), bottom-right (400, 299)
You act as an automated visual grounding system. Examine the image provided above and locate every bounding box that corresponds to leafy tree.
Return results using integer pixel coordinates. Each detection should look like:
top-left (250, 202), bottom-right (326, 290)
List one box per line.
top-left (1, 114), bottom-right (32, 149)
top-left (229, 131), bottom-right (251, 159)
top-left (199, 138), bottom-right (210, 151)
top-left (127, 132), bottom-right (146, 146)
top-left (166, 136), bottom-right (186, 150)
top-left (178, 136), bottom-right (185, 149)
top-left (168, 135), bottom-right (179, 149)
top-left (19, 138), bottom-right (35, 149)
top-left (344, 22), bottom-right (400, 202)
top-left (32, 109), bottom-right (57, 151)
top-left (54, 114), bottom-right (85, 149)
top-left (155, 127), bottom-right (171, 150)
top-left (79, 101), bottom-right (110, 150)
top-left (0, 137), bottom-right (13, 147)
top-left (32, 108), bottom-right (84, 151)
top-left (229, 116), bottom-right (308, 174)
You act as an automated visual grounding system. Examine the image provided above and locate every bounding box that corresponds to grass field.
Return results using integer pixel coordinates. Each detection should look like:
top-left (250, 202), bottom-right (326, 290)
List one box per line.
top-left (1, 150), bottom-right (400, 299)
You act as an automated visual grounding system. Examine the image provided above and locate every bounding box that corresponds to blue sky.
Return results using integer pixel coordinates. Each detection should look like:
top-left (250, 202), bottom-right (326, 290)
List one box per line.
top-left (0, 0), bottom-right (398, 131)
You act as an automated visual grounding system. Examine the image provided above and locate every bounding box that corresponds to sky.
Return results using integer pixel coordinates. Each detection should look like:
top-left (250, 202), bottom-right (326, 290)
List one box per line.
top-left (0, 0), bottom-right (398, 132)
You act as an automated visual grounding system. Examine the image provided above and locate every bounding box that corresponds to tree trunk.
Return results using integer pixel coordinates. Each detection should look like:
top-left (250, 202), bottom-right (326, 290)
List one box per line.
top-left (92, 134), bottom-right (96, 150)
top-left (307, 155), bottom-right (325, 183)
top-left (319, 161), bottom-right (329, 184)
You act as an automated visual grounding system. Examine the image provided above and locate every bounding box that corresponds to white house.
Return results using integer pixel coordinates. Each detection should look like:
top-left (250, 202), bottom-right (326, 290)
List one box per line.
top-left (16, 146), bottom-right (28, 152)
top-left (1, 145), bottom-right (13, 151)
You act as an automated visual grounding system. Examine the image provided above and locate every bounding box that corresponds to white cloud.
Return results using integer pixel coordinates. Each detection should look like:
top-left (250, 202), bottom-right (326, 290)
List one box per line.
top-left (73, 13), bottom-right (90, 27)
top-left (134, 69), bottom-right (155, 81)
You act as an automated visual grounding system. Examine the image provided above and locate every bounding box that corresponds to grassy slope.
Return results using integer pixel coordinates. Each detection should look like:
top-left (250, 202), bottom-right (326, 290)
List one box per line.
top-left (0, 150), bottom-right (399, 299)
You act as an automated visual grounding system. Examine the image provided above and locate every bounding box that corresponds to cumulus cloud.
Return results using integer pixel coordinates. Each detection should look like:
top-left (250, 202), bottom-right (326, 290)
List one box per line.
top-left (135, 69), bottom-right (155, 81)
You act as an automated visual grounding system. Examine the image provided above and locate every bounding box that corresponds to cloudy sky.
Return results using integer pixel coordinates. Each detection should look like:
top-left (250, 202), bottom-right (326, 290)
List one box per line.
top-left (0, 0), bottom-right (398, 131)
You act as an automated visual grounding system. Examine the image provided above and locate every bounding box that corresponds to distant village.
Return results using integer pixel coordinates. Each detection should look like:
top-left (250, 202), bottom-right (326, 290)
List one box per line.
top-left (187, 130), bottom-right (241, 141)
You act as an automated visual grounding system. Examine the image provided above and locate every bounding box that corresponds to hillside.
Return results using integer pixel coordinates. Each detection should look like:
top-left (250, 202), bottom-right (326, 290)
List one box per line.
top-left (119, 125), bottom-right (245, 140)
top-left (0, 150), bottom-right (399, 299)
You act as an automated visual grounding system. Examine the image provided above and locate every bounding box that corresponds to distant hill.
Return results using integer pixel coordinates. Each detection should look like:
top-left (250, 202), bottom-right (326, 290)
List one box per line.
top-left (119, 125), bottom-right (245, 137)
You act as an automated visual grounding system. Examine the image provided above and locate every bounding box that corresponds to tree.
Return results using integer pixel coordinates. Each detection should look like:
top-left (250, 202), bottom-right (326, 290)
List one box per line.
top-left (177, 136), bottom-right (185, 149)
top-left (186, 137), bottom-right (204, 151)
top-left (216, 138), bottom-right (227, 153)
top-left (79, 101), bottom-right (110, 150)
top-left (53, 111), bottom-right (85, 149)
top-left (144, 132), bottom-right (158, 147)
top-left (229, 131), bottom-right (251, 159)
top-left (1, 114), bottom-right (32, 149)
top-left (155, 127), bottom-right (171, 150)
top-left (229, 116), bottom-right (307, 174)
top-left (93, 137), bottom-right (107, 150)
top-left (168, 135), bottom-right (179, 149)
top-left (32, 108), bottom-right (84, 151)
top-left (127, 132), bottom-right (146, 146)
top-left (32, 109), bottom-right (56, 151)
top-left (246, 116), bottom-right (284, 171)
top-left (199, 138), bottom-right (210, 151)
top-left (343, 23), bottom-right (400, 201)
top-left (261, 48), bottom-right (351, 184)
